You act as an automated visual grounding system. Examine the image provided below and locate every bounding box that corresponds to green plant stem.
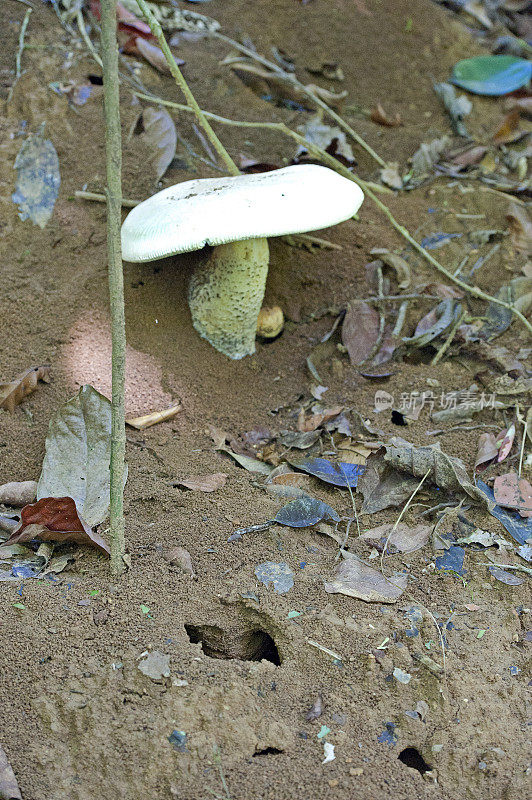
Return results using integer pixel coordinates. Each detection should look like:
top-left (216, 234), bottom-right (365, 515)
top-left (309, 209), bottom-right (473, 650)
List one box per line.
top-left (135, 0), bottom-right (240, 176)
top-left (132, 91), bottom-right (532, 337)
top-left (7, 7), bottom-right (32, 102)
top-left (101, 0), bottom-right (126, 575)
top-left (212, 31), bottom-right (387, 168)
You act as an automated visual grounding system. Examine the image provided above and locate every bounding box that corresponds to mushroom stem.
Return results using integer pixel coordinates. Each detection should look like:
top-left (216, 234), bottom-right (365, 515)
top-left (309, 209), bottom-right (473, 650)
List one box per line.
top-left (188, 238), bottom-right (269, 359)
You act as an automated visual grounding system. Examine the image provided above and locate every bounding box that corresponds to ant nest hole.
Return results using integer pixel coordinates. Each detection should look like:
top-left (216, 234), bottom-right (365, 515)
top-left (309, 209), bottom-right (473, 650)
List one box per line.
top-left (184, 622), bottom-right (281, 665)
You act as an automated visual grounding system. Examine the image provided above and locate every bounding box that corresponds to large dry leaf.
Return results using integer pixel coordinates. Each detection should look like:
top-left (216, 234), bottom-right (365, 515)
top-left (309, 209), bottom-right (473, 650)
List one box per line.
top-left (358, 455), bottom-right (420, 513)
top-left (383, 437), bottom-right (491, 507)
top-left (296, 117), bottom-right (355, 164)
top-left (0, 365), bottom-right (50, 412)
top-left (342, 300), bottom-right (380, 365)
top-left (37, 385), bottom-right (126, 527)
top-left (409, 136), bottom-right (450, 183)
top-left (0, 497), bottom-right (110, 556)
top-left (12, 127), bottom-right (60, 228)
top-left (176, 473), bottom-right (227, 492)
top-left (494, 473), bottom-right (532, 517)
top-left (360, 523), bottom-right (431, 554)
top-left (324, 556), bottom-right (407, 603)
top-left (475, 432), bottom-right (499, 472)
top-left (0, 743), bottom-right (21, 800)
top-left (403, 299), bottom-right (459, 347)
top-left (297, 405), bottom-right (344, 432)
top-left (140, 107), bottom-right (177, 181)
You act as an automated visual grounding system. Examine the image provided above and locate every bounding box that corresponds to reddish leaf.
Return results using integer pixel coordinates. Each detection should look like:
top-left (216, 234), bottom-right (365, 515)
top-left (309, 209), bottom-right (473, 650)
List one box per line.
top-left (474, 432), bottom-right (498, 472)
top-left (297, 405), bottom-right (344, 432)
top-left (449, 144), bottom-right (488, 169)
top-left (0, 365), bottom-right (50, 412)
top-left (493, 473), bottom-right (532, 517)
top-left (342, 300), bottom-right (380, 365)
top-left (0, 497), bottom-right (110, 555)
top-left (497, 423), bottom-right (515, 463)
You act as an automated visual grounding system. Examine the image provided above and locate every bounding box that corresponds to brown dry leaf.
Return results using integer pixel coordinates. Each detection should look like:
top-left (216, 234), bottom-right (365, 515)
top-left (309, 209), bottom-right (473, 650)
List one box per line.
top-left (370, 103), bottom-right (402, 127)
top-left (0, 365), bottom-right (50, 412)
top-left (342, 300), bottom-right (380, 365)
top-left (0, 497), bottom-right (110, 555)
top-left (423, 283), bottom-right (465, 300)
top-left (296, 116), bottom-right (355, 165)
top-left (176, 473), bottom-right (228, 493)
top-left (0, 480), bottom-right (37, 507)
top-left (449, 144), bottom-right (488, 170)
top-left (324, 556), bottom-right (407, 603)
top-left (493, 110), bottom-right (521, 144)
top-left (507, 202), bottom-right (532, 257)
top-left (493, 473), bottom-right (532, 517)
top-left (207, 425), bottom-right (228, 450)
top-left (475, 432), bottom-right (499, 472)
top-left (360, 522), bottom-right (431, 554)
top-left (297, 405), bottom-right (344, 432)
top-left (358, 455), bottom-right (421, 514)
top-left (266, 471), bottom-right (318, 500)
top-left (0, 743), bottom-right (22, 800)
top-left (503, 96), bottom-right (532, 115)
top-left (126, 403), bottom-right (181, 430)
top-left (306, 695), bottom-right (323, 722)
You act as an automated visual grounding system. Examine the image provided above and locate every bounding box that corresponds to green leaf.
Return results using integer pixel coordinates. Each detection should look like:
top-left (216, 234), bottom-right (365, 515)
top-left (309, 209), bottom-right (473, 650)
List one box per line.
top-left (140, 604), bottom-right (150, 615)
top-left (37, 385), bottom-right (127, 527)
top-left (12, 602), bottom-right (25, 610)
top-left (451, 56), bottom-right (532, 96)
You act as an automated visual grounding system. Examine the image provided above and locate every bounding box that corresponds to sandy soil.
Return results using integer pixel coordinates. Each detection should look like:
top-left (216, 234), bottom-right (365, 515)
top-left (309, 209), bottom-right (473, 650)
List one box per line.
top-left (0, 1), bottom-right (530, 799)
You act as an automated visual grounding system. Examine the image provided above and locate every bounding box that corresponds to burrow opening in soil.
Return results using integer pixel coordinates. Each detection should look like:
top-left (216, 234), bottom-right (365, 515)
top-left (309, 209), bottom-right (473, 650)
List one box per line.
top-left (253, 747), bottom-right (284, 757)
top-left (184, 623), bottom-right (281, 665)
top-left (398, 747), bottom-right (432, 775)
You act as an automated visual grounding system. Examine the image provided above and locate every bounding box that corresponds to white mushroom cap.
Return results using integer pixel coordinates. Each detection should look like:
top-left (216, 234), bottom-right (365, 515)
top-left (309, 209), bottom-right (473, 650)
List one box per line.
top-left (121, 164), bottom-right (363, 262)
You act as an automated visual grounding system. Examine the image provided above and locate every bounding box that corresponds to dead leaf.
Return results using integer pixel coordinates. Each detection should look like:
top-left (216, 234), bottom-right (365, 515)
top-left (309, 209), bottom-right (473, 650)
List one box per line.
top-left (296, 116), bottom-right (355, 165)
top-left (127, 37), bottom-right (183, 74)
top-left (126, 402), bottom-right (181, 430)
top-left (307, 62), bottom-right (344, 81)
top-left (0, 743), bottom-right (21, 800)
top-left (139, 107), bottom-right (177, 181)
top-left (306, 695), bottom-right (323, 721)
top-left (138, 650), bottom-right (171, 680)
top-left (358, 455), bottom-right (421, 514)
top-left (0, 481), bottom-right (37, 507)
top-left (207, 425), bottom-right (228, 450)
top-left (380, 162), bottom-right (403, 190)
top-left (494, 473), bottom-right (532, 517)
top-left (383, 437), bottom-right (491, 507)
top-left (370, 103), bottom-right (402, 127)
top-left (278, 429), bottom-right (321, 449)
top-left (463, 0), bottom-right (492, 28)
top-left (497, 423), bottom-right (516, 462)
top-left (324, 556), bottom-right (407, 603)
top-left (494, 110), bottom-right (522, 143)
top-left (433, 82), bottom-right (472, 137)
top-left (0, 365), bottom-right (50, 412)
top-left (507, 202), bottom-right (532, 257)
top-left (164, 546), bottom-right (195, 576)
top-left (342, 300), bottom-right (380, 365)
top-left (449, 144), bottom-right (488, 170)
top-left (176, 473), bottom-right (227, 492)
top-left (0, 497), bottom-right (110, 555)
top-left (297, 405), bottom-right (344, 432)
top-left (475, 432), bottom-right (499, 472)
top-left (409, 136), bottom-right (450, 184)
top-left (360, 523), bottom-right (431, 554)
top-left (503, 96), bottom-right (532, 115)
top-left (404, 299), bottom-right (459, 347)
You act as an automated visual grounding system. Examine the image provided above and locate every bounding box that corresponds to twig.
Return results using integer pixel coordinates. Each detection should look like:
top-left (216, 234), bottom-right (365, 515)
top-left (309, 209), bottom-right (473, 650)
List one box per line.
top-left (131, 91), bottom-right (532, 337)
top-left (307, 639), bottom-right (343, 661)
top-left (101, 0), bottom-right (126, 575)
top-left (431, 309), bottom-right (467, 366)
top-left (7, 7), bottom-right (32, 102)
top-left (483, 562), bottom-right (532, 577)
top-left (135, 0), bottom-right (239, 177)
top-left (76, 8), bottom-right (103, 68)
top-left (73, 189), bottom-right (140, 207)
top-left (211, 31), bottom-right (386, 168)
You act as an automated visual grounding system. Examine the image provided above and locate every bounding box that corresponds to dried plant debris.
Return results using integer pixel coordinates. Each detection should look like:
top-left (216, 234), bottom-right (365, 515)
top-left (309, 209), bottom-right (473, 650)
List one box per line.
top-left (138, 107), bottom-right (177, 181)
top-left (288, 457), bottom-right (365, 488)
top-left (0, 743), bottom-right (22, 800)
top-left (12, 125), bottom-right (60, 228)
top-left (255, 561), bottom-right (294, 593)
top-left (37, 385), bottom-right (125, 528)
top-left (175, 473), bottom-right (228, 493)
top-left (506, 202), bottom-right (532, 257)
top-left (0, 496), bottom-right (110, 556)
top-left (358, 456), bottom-right (421, 514)
top-left (324, 555), bottom-right (408, 603)
top-left (163, 546), bottom-right (195, 576)
top-left (126, 402), bottom-right (181, 430)
top-left (493, 473), bottom-right (532, 516)
top-left (433, 82), bottom-right (472, 137)
top-left (408, 136), bottom-right (451, 184)
top-left (0, 366), bottom-right (50, 412)
top-left (138, 650), bottom-right (171, 681)
top-left (296, 117), bottom-right (355, 164)
top-left (403, 299), bottom-right (461, 348)
top-left (0, 481), bottom-right (37, 507)
top-left (274, 497), bottom-right (340, 527)
top-left (370, 103), bottom-right (402, 127)
top-left (342, 301), bottom-right (381, 365)
top-left (359, 523), bottom-right (431, 554)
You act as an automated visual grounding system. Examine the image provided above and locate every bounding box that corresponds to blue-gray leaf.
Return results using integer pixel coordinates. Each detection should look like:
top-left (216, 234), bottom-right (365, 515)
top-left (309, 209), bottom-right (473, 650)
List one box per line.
top-left (274, 497), bottom-right (340, 528)
top-left (290, 457), bottom-right (365, 487)
top-left (12, 125), bottom-right (60, 229)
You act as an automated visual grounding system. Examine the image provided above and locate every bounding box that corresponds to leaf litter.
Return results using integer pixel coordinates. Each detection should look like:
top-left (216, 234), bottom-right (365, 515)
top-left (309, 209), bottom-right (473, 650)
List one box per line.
top-left (0, 366), bottom-right (50, 412)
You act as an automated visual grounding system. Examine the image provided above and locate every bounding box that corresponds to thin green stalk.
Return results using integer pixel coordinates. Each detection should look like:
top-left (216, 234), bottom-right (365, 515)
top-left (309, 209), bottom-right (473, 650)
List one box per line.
top-left (132, 90), bottom-right (532, 337)
top-left (135, 0), bottom-right (240, 176)
top-left (7, 7), bottom-right (32, 102)
top-left (101, 0), bottom-right (126, 575)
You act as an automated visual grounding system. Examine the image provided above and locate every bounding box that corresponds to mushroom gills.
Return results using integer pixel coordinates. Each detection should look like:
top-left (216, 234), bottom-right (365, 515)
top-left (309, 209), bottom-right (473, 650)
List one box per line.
top-left (188, 237), bottom-right (269, 359)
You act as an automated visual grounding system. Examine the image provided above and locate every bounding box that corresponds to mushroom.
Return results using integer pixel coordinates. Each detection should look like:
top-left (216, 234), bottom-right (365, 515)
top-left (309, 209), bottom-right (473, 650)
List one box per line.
top-left (121, 164), bottom-right (363, 359)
